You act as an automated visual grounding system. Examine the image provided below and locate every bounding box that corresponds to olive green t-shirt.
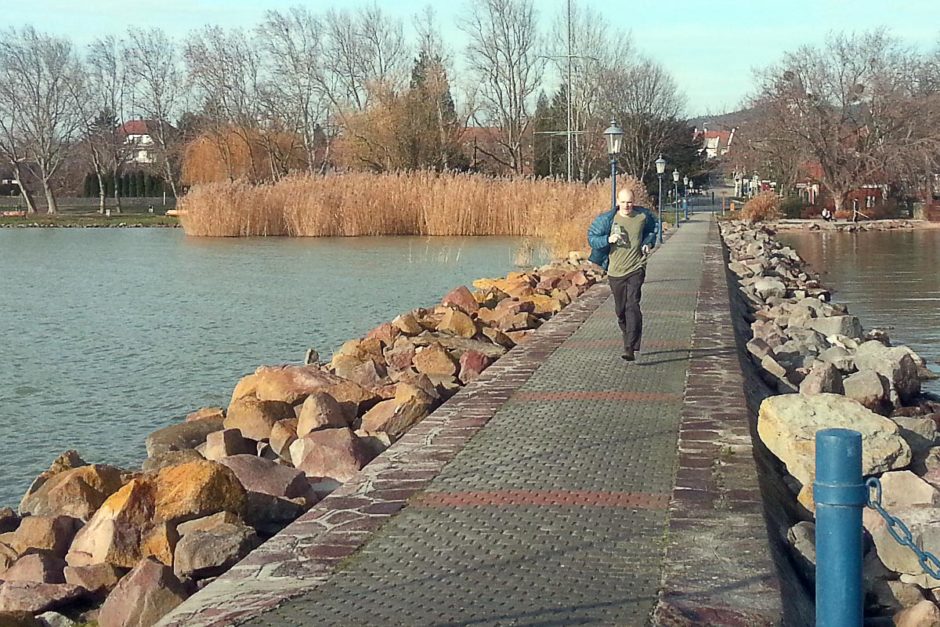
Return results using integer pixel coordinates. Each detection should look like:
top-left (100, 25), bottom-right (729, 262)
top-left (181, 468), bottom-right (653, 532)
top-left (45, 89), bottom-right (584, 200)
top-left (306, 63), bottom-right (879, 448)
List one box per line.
top-left (607, 210), bottom-right (648, 278)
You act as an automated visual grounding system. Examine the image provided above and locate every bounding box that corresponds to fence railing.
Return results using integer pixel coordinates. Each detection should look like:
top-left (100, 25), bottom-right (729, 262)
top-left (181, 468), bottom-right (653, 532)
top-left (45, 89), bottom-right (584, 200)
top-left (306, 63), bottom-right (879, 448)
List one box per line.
top-left (0, 196), bottom-right (176, 211)
top-left (814, 428), bottom-right (940, 626)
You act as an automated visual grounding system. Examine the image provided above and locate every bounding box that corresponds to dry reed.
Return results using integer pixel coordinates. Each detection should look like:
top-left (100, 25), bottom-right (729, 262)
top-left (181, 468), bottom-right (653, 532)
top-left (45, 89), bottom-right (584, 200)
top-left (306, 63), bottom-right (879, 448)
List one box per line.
top-left (740, 192), bottom-right (783, 223)
top-left (179, 171), bottom-right (653, 257)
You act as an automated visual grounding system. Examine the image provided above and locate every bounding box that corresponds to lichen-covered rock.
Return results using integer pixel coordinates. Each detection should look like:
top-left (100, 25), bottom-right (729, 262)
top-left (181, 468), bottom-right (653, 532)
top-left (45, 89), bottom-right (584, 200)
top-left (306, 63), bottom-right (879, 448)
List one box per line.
top-left (18, 465), bottom-right (124, 522)
top-left (758, 394), bottom-right (911, 486)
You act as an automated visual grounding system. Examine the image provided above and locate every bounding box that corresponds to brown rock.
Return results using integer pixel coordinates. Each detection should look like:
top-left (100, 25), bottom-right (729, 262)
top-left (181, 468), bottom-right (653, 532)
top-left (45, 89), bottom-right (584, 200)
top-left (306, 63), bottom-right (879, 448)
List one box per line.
top-left (384, 340), bottom-right (417, 374)
top-left (290, 428), bottom-right (374, 483)
top-left (224, 395), bottom-right (294, 441)
top-left (0, 541), bottom-right (18, 572)
top-left (459, 350), bottom-right (493, 384)
top-left (203, 429), bottom-right (254, 462)
top-left (230, 365), bottom-right (378, 414)
top-left (269, 418), bottom-right (298, 462)
top-left (145, 418), bottom-right (225, 458)
top-left (364, 322), bottom-right (400, 347)
top-left (498, 312), bottom-right (538, 332)
top-left (427, 375), bottom-right (461, 400)
top-left (0, 508), bottom-right (19, 533)
top-left (798, 362), bottom-right (845, 396)
top-left (218, 455), bottom-right (310, 499)
top-left (20, 465), bottom-right (122, 520)
top-left (441, 285), bottom-right (480, 315)
top-left (525, 294), bottom-right (563, 316)
top-left (505, 330), bottom-right (535, 344)
top-left (359, 397), bottom-right (429, 440)
top-left (391, 311), bottom-right (424, 335)
top-left (173, 521), bottom-right (259, 580)
top-left (0, 582), bottom-right (87, 613)
top-left (241, 492), bottom-right (308, 534)
top-left (481, 326), bottom-right (515, 349)
top-left (3, 553), bottom-right (66, 584)
top-left (185, 407), bottom-right (225, 423)
top-left (177, 511), bottom-right (241, 537)
top-left (21, 452), bottom-right (87, 504)
top-left (98, 558), bottom-right (189, 627)
top-left (140, 522), bottom-right (178, 566)
top-left (7, 516), bottom-right (79, 558)
top-left (494, 297), bottom-right (535, 316)
top-left (354, 431), bottom-right (393, 458)
top-left (413, 344), bottom-right (457, 377)
top-left (64, 563), bottom-right (125, 599)
top-left (297, 392), bottom-right (348, 436)
top-left (141, 450), bottom-right (203, 473)
top-left (438, 308), bottom-right (478, 338)
top-left (330, 354), bottom-right (388, 389)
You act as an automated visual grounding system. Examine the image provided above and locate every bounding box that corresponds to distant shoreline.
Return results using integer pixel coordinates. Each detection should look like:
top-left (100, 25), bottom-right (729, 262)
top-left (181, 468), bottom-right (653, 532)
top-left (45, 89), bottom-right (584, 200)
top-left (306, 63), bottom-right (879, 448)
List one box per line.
top-left (771, 218), bottom-right (940, 232)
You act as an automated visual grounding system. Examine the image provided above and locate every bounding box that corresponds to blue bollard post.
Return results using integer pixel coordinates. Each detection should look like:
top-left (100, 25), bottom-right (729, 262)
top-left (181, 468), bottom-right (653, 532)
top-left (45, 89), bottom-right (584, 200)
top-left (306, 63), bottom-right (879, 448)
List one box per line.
top-left (814, 428), bottom-right (866, 627)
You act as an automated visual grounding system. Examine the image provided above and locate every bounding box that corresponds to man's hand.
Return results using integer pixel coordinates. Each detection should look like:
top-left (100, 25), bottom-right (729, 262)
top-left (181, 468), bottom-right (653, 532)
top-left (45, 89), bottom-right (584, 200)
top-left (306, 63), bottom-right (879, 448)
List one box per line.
top-left (608, 233), bottom-right (620, 244)
top-left (641, 244), bottom-right (651, 256)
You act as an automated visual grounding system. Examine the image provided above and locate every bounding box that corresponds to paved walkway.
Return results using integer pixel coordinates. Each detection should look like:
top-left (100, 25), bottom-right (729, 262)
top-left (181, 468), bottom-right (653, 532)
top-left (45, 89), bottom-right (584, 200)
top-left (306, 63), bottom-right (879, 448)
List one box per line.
top-left (240, 215), bottom-right (713, 625)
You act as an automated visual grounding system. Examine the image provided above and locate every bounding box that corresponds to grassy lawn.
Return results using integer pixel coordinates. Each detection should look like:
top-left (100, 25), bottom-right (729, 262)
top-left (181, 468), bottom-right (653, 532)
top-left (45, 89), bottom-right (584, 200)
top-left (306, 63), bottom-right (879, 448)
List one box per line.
top-left (0, 212), bottom-right (179, 228)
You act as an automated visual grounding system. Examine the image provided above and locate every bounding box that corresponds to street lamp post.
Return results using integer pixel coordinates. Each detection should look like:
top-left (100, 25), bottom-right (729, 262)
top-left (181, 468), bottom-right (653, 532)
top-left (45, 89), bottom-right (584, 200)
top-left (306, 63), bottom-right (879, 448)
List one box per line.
top-left (688, 180), bottom-right (694, 216)
top-left (752, 173), bottom-right (760, 197)
top-left (672, 169), bottom-right (680, 227)
top-left (604, 120), bottom-right (624, 211)
top-left (683, 175), bottom-right (690, 220)
top-left (655, 155), bottom-right (666, 244)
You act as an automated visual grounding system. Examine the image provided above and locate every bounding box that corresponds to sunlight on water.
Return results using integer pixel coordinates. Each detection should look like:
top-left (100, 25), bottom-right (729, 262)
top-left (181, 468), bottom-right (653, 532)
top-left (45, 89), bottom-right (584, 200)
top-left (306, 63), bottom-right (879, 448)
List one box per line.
top-left (0, 229), bottom-right (545, 506)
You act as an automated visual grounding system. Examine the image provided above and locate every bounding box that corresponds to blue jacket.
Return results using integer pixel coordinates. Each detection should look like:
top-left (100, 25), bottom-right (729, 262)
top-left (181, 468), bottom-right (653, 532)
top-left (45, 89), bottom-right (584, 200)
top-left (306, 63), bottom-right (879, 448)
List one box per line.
top-left (587, 207), bottom-right (659, 270)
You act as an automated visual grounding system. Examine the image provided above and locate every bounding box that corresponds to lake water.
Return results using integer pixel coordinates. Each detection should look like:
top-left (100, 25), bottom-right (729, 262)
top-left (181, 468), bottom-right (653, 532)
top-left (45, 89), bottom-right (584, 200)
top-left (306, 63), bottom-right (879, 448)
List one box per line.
top-left (0, 229), bottom-right (542, 507)
top-left (778, 228), bottom-right (940, 397)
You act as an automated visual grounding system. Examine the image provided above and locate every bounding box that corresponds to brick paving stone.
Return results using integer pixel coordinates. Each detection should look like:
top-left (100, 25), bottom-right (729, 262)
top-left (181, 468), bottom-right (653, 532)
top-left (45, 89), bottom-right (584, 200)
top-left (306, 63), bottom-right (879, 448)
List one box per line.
top-left (235, 217), bottom-right (713, 626)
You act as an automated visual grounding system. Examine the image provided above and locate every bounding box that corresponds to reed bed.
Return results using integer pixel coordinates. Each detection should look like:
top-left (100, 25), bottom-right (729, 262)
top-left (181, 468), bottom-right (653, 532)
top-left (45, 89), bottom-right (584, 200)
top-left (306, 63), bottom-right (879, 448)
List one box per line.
top-left (179, 171), bottom-right (652, 257)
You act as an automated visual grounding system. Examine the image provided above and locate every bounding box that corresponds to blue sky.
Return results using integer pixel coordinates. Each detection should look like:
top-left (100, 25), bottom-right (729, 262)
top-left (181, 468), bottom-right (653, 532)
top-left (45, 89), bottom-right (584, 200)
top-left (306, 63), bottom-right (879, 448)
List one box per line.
top-left (6, 0), bottom-right (939, 115)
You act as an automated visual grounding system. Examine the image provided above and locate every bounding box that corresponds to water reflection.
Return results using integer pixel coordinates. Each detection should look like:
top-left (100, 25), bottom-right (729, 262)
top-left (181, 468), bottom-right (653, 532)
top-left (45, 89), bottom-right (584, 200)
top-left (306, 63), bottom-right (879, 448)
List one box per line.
top-left (779, 229), bottom-right (940, 396)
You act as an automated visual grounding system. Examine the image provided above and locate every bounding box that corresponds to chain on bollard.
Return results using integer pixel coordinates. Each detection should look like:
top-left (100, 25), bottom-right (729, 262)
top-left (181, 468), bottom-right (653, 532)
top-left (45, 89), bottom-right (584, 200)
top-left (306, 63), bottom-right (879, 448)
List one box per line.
top-left (865, 477), bottom-right (940, 580)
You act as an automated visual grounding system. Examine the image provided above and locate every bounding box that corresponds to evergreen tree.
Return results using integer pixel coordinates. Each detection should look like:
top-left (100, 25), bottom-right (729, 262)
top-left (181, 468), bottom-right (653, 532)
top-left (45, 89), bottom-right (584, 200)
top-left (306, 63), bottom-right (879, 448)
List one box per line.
top-left (136, 171), bottom-right (146, 197)
top-left (407, 50), bottom-right (467, 170)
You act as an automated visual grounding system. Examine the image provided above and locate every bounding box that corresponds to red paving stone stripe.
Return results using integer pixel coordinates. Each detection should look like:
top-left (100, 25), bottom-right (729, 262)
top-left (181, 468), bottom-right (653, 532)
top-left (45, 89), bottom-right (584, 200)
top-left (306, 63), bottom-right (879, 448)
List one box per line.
top-left (559, 339), bottom-right (692, 349)
top-left (414, 489), bottom-right (670, 510)
top-left (512, 390), bottom-right (680, 402)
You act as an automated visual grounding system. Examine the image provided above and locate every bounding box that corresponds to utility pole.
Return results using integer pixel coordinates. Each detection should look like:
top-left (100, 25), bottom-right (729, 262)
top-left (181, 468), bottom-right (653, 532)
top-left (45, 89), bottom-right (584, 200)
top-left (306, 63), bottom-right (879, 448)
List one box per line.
top-left (566, 0), bottom-right (573, 183)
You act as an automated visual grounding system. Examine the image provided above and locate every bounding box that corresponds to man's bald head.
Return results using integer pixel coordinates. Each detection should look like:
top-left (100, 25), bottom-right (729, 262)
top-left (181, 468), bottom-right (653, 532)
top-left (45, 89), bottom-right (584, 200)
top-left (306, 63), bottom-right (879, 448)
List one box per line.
top-left (617, 188), bottom-right (635, 212)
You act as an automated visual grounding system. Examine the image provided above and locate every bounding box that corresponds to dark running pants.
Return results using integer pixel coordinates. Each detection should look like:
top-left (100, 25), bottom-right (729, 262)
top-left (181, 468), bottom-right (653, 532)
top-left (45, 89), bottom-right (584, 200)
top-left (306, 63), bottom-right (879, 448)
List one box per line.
top-left (609, 267), bottom-right (646, 355)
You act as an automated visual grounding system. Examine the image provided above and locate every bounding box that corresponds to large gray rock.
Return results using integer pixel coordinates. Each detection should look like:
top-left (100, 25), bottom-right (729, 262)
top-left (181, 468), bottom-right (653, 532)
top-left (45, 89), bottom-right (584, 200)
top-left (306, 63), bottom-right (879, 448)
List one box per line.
top-left (173, 521), bottom-right (260, 579)
top-left (753, 277), bottom-right (787, 300)
top-left (806, 315), bottom-right (863, 339)
top-left (758, 394), bottom-right (911, 486)
top-left (879, 471), bottom-right (940, 510)
top-left (98, 557), bottom-right (189, 627)
top-left (799, 361), bottom-right (845, 395)
top-left (893, 417), bottom-right (939, 455)
top-left (865, 506), bottom-right (940, 577)
top-left (854, 341), bottom-right (922, 406)
top-left (145, 417), bottom-right (224, 458)
top-left (818, 346), bottom-right (856, 372)
top-left (893, 601), bottom-right (940, 626)
top-left (844, 369), bottom-right (889, 414)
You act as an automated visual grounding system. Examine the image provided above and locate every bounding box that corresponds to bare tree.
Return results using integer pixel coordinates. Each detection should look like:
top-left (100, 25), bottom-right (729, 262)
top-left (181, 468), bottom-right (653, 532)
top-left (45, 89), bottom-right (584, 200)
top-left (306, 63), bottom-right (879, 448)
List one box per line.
top-left (754, 29), bottom-right (939, 212)
top-left (257, 8), bottom-right (330, 173)
top-left (0, 27), bottom-right (83, 213)
top-left (601, 58), bottom-right (685, 181)
top-left (125, 28), bottom-right (184, 198)
top-left (184, 26), bottom-right (264, 180)
top-left (81, 35), bottom-right (128, 213)
top-left (460, 0), bottom-right (544, 174)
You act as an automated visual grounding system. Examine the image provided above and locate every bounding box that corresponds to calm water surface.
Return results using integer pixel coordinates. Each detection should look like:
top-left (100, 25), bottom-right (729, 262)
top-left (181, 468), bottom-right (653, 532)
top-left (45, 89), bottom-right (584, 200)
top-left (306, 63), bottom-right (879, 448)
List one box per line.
top-left (0, 229), bottom-right (542, 506)
top-left (778, 228), bottom-right (940, 397)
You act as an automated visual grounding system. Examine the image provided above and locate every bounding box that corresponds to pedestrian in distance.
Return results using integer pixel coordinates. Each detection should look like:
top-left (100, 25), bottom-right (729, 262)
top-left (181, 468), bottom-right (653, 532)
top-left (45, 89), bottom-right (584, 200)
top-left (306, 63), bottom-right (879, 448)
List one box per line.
top-left (587, 188), bottom-right (659, 362)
